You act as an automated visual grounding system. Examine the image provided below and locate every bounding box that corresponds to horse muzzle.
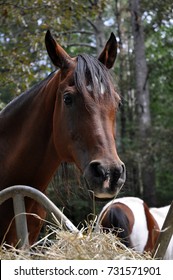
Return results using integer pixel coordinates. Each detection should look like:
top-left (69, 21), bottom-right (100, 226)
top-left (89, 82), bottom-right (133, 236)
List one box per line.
top-left (83, 160), bottom-right (126, 199)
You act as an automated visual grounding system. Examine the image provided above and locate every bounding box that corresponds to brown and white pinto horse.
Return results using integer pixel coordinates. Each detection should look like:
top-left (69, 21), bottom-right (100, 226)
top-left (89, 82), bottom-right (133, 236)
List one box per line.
top-left (0, 30), bottom-right (126, 246)
top-left (96, 197), bottom-right (173, 259)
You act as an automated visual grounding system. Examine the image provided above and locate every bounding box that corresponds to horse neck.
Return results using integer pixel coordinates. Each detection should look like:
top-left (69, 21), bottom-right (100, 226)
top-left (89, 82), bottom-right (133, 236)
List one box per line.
top-left (0, 71), bottom-right (61, 190)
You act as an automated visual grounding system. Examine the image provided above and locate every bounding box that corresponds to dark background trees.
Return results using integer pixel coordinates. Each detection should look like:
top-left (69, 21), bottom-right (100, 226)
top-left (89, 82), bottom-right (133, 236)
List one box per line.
top-left (0, 0), bottom-right (173, 225)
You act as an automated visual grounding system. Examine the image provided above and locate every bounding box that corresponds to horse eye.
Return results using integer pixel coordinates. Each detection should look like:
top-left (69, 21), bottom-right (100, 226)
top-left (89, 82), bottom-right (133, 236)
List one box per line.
top-left (63, 93), bottom-right (73, 106)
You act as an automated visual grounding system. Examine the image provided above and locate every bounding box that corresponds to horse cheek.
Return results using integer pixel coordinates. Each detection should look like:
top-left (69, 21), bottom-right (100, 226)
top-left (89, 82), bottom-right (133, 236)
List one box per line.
top-left (53, 107), bottom-right (73, 162)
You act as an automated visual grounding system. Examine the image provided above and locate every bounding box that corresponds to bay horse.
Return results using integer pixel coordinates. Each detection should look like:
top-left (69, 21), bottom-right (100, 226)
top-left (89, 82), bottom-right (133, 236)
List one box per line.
top-left (95, 197), bottom-right (173, 259)
top-left (0, 30), bottom-right (126, 246)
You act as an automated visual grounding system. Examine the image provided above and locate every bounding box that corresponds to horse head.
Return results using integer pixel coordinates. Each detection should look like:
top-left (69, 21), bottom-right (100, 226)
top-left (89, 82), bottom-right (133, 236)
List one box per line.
top-left (45, 30), bottom-right (126, 199)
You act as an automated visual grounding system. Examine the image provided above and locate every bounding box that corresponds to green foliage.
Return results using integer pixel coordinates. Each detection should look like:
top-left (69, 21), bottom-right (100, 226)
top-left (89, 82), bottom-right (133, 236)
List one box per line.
top-left (145, 16), bottom-right (173, 206)
top-left (114, 0), bottom-right (173, 206)
top-left (0, 0), bottom-right (104, 104)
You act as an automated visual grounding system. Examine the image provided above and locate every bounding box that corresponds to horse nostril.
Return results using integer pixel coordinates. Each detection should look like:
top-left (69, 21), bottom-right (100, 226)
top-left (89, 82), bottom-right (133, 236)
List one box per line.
top-left (110, 163), bottom-right (125, 184)
top-left (113, 163), bottom-right (126, 184)
top-left (119, 163), bottom-right (124, 174)
top-left (121, 163), bottom-right (126, 177)
top-left (113, 168), bottom-right (121, 182)
top-left (90, 161), bottom-right (106, 179)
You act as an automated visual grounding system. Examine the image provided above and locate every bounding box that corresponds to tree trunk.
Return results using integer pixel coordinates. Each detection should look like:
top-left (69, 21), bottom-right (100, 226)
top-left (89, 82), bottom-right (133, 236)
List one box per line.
top-left (129, 0), bottom-right (156, 206)
top-left (115, 0), bottom-right (127, 145)
top-left (87, 13), bottom-right (106, 55)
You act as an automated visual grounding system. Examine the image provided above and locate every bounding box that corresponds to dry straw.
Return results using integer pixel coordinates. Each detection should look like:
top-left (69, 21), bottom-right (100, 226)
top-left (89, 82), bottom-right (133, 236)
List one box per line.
top-left (0, 224), bottom-right (152, 260)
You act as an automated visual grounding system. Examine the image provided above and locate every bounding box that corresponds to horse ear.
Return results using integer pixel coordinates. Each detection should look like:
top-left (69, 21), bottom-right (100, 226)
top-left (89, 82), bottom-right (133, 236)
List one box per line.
top-left (98, 33), bottom-right (117, 69)
top-left (45, 30), bottom-right (71, 68)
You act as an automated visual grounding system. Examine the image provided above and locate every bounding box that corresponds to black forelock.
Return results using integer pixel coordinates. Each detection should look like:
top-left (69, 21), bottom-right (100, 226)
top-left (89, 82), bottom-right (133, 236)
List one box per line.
top-left (74, 54), bottom-right (114, 99)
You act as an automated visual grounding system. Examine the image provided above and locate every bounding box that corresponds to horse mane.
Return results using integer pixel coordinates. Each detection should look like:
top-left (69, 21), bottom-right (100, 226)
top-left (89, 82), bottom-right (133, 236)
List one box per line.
top-left (74, 54), bottom-right (117, 102)
top-left (0, 71), bottom-right (57, 117)
top-left (102, 206), bottom-right (131, 247)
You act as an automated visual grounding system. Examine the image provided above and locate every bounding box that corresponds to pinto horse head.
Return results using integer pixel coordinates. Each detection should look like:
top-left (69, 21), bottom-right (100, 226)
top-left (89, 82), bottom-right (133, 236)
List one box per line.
top-left (95, 197), bottom-right (161, 254)
top-left (45, 30), bottom-right (126, 199)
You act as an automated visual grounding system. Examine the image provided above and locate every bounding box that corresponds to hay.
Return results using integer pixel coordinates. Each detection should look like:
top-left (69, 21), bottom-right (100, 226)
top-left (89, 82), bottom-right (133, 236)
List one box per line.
top-left (0, 229), bottom-right (152, 260)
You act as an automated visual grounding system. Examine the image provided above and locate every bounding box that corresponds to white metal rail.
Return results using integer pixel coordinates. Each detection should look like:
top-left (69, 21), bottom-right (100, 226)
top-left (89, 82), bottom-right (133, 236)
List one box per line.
top-left (0, 185), bottom-right (82, 248)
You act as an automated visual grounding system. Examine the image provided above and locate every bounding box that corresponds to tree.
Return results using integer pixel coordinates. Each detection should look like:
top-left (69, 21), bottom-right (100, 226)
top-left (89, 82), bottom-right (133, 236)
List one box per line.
top-left (0, 0), bottom-right (101, 104)
top-left (141, 0), bottom-right (173, 205)
top-left (129, 0), bottom-right (156, 205)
